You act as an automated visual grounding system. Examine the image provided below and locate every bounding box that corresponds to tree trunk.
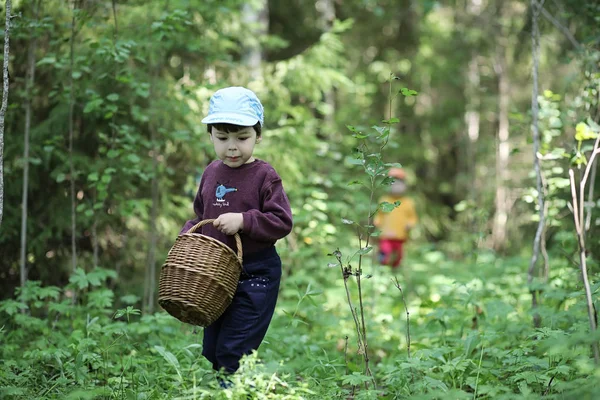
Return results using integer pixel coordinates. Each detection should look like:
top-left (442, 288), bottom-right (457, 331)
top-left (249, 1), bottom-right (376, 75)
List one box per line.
top-left (242, 0), bottom-right (268, 81)
top-left (317, 0), bottom-right (336, 128)
top-left (528, 0), bottom-right (544, 328)
top-left (464, 54), bottom-right (480, 240)
top-left (491, 36), bottom-right (511, 251)
top-left (92, 190), bottom-right (99, 269)
top-left (145, 128), bottom-right (159, 313)
top-left (21, 0), bottom-right (40, 288)
top-left (144, 60), bottom-right (161, 313)
top-left (69, 3), bottom-right (78, 273)
top-left (0, 0), bottom-right (13, 229)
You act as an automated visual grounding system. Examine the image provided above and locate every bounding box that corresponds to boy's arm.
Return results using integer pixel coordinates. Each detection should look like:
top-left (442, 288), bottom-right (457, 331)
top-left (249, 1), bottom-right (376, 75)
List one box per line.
top-left (242, 178), bottom-right (293, 241)
top-left (406, 198), bottom-right (418, 230)
top-left (180, 179), bottom-right (204, 235)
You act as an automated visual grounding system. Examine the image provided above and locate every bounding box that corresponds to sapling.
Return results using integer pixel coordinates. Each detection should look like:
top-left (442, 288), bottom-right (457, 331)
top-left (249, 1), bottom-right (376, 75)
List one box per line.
top-left (568, 121), bottom-right (600, 364)
top-left (330, 74), bottom-right (418, 391)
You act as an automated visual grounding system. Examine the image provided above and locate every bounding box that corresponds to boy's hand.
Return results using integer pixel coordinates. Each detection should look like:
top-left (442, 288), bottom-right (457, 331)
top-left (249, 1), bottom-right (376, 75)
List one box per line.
top-left (213, 213), bottom-right (244, 235)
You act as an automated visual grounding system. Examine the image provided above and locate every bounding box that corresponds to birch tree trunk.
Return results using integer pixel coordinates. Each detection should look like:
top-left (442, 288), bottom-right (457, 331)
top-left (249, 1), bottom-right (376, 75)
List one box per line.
top-left (528, 0), bottom-right (544, 328)
top-left (491, 34), bottom-right (511, 251)
top-left (21, 0), bottom-right (40, 288)
top-left (464, 54), bottom-right (480, 240)
top-left (0, 0), bottom-right (12, 229)
top-left (242, 0), bottom-right (268, 81)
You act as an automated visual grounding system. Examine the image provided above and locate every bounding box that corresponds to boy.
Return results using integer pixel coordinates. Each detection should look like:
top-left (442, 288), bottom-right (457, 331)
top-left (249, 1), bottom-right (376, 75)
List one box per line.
top-left (373, 168), bottom-right (418, 269)
top-left (180, 87), bottom-right (293, 376)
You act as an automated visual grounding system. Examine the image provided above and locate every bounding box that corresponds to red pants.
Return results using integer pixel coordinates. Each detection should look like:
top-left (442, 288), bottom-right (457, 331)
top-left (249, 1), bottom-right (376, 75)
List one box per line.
top-left (379, 239), bottom-right (405, 268)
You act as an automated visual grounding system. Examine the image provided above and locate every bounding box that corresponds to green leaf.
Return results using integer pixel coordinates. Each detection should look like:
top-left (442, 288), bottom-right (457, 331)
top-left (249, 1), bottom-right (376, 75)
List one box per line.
top-left (106, 93), bottom-right (119, 102)
top-left (400, 87), bottom-right (418, 97)
top-left (127, 154), bottom-right (141, 163)
top-left (56, 173), bottom-right (66, 183)
top-left (36, 56), bottom-right (57, 66)
top-left (380, 201), bottom-right (400, 212)
top-left (83, 98), bottom-right (103, 114)
top-left (380, 176), bottom-right (395, 186)
top-left (87, 172), bottom-right (99, 182)
top-left (341, 372), bottom-right (372, 386)
top-left (357, 246), bottom-right (373, 255)
top-left (0, 299), bottom-right (27, 316)
top-left (107, 149), bottom-right (119, 159)
top-left (575, 122), bottom-right (598, 141)
top-left (348, 158), bottom-right (364, 166)
top-left (68, 268), bottom-right (89, 290)
top-left (154, 346), bottom-right (182, 380)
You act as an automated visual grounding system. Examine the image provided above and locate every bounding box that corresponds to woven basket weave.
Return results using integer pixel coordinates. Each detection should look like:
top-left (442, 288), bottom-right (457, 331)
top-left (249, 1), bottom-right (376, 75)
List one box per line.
top-left (158, 219), bottom-right (243, 327)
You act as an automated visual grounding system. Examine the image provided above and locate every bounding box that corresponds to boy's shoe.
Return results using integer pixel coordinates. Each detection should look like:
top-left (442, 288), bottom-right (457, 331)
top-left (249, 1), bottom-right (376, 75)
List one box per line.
top-left (217, 376), bottom-right (233, 389)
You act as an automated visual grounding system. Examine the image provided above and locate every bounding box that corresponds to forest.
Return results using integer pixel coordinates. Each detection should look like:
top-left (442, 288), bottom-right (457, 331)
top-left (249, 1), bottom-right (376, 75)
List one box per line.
top-left (0, 0), bottom-right (599, 398)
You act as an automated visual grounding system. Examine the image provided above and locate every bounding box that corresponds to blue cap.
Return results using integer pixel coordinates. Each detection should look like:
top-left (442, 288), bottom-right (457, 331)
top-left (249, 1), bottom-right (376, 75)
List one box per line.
top-left (201, 87), bottom-right (264, 127)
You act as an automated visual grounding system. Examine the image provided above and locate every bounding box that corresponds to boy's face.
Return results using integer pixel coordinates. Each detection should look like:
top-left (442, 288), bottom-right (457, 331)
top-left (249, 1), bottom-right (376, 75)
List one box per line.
top-left (210, 126), bottom-right (261, 168)
top-left (390, 179), bottom-right (407, 195)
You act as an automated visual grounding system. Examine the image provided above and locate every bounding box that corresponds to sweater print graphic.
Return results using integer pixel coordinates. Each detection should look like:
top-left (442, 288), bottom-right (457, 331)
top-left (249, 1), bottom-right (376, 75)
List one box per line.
top-left (214, 183), bottom-right (237, 207)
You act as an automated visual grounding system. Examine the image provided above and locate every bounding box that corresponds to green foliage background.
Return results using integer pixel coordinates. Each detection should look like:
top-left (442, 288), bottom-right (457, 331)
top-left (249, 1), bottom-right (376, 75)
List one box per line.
top-left (1, 0), bottom-right (599, 398)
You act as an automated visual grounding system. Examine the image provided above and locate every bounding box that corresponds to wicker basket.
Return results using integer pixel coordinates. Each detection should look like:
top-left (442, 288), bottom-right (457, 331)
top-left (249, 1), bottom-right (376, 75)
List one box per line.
top-left (158, 219), bottom-right (243, 327)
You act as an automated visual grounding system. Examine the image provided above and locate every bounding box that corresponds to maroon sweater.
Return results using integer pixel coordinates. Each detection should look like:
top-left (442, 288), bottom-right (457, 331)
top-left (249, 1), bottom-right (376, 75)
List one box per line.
top-left (180, 159), bottom-right (293, 255)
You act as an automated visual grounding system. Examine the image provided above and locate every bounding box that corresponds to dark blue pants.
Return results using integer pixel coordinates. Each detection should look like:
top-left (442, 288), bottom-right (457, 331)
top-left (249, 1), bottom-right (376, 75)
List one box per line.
top-left (202, 246), bottom-right (281, 373)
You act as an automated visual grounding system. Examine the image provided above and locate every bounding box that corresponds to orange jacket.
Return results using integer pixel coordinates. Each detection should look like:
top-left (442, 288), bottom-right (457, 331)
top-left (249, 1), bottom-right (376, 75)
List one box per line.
top-left (374, 195), bottom-right (418, 240)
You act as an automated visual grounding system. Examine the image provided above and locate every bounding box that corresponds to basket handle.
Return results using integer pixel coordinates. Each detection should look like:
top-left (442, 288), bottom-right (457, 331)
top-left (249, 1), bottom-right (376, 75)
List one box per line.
top-left (186, 219), bottom-right (243, 261)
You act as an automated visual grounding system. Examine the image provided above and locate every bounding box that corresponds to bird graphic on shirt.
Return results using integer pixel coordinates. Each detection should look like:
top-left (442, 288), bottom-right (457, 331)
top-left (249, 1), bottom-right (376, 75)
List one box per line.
top-left (215, 184), bottom-right (237, 201)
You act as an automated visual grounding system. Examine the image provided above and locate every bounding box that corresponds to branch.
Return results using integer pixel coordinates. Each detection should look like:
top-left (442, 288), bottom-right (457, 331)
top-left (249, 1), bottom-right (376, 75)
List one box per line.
top-left (569, 170), bottom-right (582, 237)
top-left (585, 157), bottom-right (597, 231)
top-left (579, 136), bottom-right (600, 245)
top-left (393, 278), bottom-right (411, 359)
top-left (533, 0), bottom-right (582, 51)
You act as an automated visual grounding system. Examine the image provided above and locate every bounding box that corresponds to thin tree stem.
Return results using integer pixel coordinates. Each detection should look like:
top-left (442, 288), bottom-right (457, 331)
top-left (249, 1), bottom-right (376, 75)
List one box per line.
top-left (569, 163), bottom-right (600, 364)
top-left (580, 136), bottom-right (600, 240)
top-left (69, 2), bottom-right (77, 275)
top-left (393, 278), bottom-right (411, 359)
top-left (584, 158), bottom-right (597, 232)
top-left (21, 0), bottom-right (39, 288)
top-left (528, 0), bottom-right (544, 329)
top-left (533, 0), bottom-right (582, 51)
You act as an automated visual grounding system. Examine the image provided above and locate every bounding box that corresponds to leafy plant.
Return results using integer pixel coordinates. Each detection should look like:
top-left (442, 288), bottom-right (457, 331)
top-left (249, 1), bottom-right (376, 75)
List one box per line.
top-left (328, 74), bottom-right (418, 392)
